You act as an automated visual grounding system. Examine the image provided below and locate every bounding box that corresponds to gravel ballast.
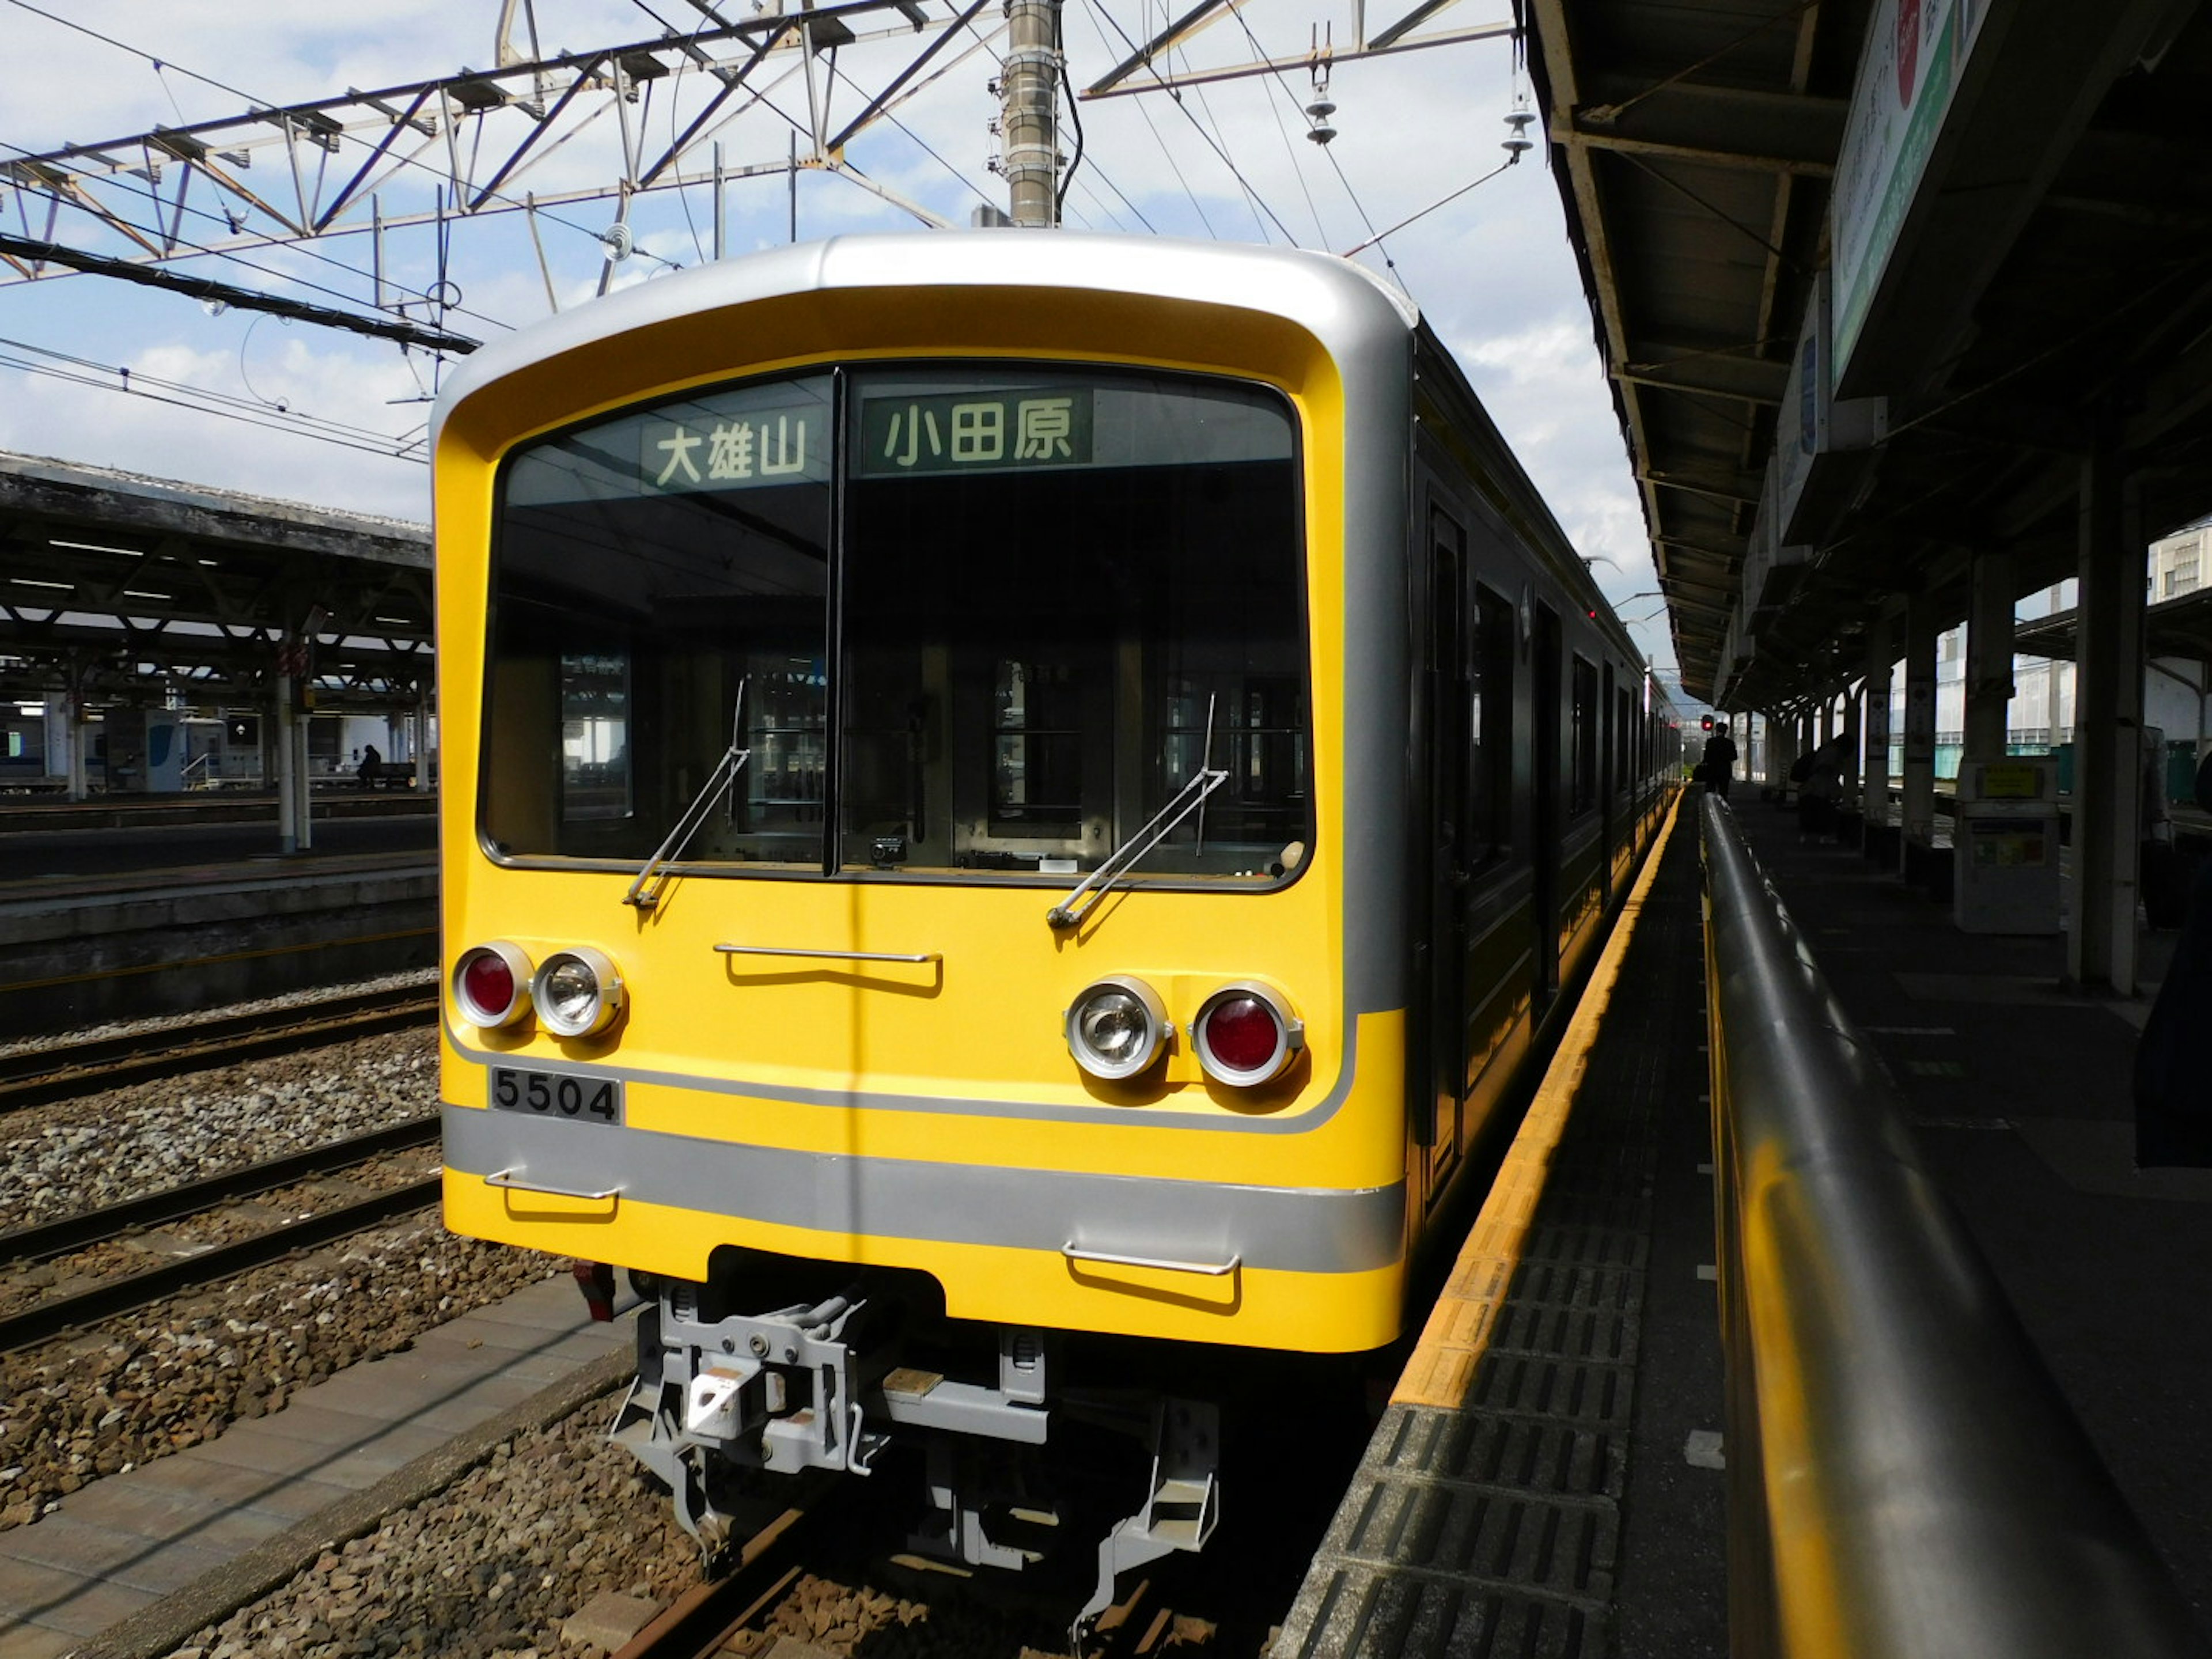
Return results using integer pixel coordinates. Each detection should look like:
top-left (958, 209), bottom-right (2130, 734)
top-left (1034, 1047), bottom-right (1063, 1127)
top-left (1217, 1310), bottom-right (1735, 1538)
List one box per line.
top-left (4, 979), bottom-right (1235, 1658)
top-left (0, 984), bottom-right (560, 1536)
top-left (3, 1027), bottom-right (440, 1232)
top-left (0, 1213), bottom-right (565, 1531)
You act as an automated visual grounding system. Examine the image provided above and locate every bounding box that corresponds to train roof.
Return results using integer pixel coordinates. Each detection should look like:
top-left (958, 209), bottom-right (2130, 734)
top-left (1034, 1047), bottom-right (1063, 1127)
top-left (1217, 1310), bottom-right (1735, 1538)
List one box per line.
top-left (430, 228), bottom-right (1649, 683)
top-left (432, 230), bottom-right (1418, 446)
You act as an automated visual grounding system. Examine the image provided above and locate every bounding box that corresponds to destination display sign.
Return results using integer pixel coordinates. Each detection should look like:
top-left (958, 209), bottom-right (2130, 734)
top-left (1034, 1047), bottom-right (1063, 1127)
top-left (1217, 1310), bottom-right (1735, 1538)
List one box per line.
top-left (506, 372), bottom-right (1287, 507)
top-left (855, 388), bottom-right (1094, 477)
top-left (640, 399), bottom-right (832, 494)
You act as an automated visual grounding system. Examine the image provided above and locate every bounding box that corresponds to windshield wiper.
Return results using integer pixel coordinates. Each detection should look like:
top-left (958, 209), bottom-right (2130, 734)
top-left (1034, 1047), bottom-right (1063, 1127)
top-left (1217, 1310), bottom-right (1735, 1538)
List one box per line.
top-left (625, 680), bottom-right (752, 911)
top-left (1047, 696), bottom-right (1228, 931)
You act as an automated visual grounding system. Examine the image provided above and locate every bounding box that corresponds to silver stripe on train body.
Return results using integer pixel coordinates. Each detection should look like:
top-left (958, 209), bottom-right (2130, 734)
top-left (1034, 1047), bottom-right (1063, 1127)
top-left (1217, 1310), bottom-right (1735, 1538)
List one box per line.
top-left (442, 1105), bottom-right (1407, 1275)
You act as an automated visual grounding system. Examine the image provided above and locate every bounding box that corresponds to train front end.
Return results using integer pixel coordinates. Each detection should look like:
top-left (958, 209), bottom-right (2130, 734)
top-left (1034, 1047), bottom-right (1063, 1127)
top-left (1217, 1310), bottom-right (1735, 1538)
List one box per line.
top-left (433, 234), bottom-right (1420, 1604)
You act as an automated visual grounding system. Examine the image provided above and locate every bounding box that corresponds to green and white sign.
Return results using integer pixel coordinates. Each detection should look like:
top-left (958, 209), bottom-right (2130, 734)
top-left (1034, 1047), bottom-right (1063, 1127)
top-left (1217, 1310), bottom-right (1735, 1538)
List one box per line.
top-left (1830, 0), bottom-right (1990, 384)
top-left (855, 388), bottom-right (1094, 477)
top-left (639, 400), bottom-right (831, 494)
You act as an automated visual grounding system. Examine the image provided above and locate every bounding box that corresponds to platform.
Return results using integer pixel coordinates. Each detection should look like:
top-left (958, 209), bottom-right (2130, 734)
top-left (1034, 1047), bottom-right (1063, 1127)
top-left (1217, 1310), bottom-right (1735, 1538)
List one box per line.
top-left (0, 841), bottom-right (435, 1038)
top-left (0, 798), bottom-right (434, 884)
top-left (1277, 793), bottom-right (2212, 1657)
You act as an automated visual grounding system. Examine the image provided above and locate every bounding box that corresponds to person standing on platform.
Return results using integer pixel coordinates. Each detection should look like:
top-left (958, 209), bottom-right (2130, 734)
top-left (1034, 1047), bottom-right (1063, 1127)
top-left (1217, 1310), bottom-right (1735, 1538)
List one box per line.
top-left (2136, 751), bottom-right (2212, 1167)
top-left (1701, 722), bottom-right (1738, 801)
top-left (358, 742), bottom-right (382, 789)
top-left (1797, 741), bottom-right (1842, 841)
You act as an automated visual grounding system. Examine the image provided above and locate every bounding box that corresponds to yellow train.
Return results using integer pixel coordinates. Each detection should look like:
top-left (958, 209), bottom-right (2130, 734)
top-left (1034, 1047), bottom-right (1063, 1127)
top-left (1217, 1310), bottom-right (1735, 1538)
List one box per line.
top-left (433, 231), bottom-right (1675, 1612)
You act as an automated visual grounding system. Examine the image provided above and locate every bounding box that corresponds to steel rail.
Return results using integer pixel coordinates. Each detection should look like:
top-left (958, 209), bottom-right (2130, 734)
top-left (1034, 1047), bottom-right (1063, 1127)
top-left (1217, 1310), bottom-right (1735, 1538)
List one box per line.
top-left (0, 1113), bottom-right (440, 1266)
top-left (612, 1505), bottom-right (825, 1659)
top-left (1699, 794), bottom-right (2209, 1659)
top-left (0, 1176), bottom-right (440, 1354)
top-left (0, 987), bottom-right (437, 1111)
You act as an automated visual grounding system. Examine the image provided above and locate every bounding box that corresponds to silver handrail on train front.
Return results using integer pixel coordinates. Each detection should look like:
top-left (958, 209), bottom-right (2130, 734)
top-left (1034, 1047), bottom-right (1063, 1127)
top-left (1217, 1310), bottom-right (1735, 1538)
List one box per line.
top-left (1699, 794), bottom-right (2208, 1659)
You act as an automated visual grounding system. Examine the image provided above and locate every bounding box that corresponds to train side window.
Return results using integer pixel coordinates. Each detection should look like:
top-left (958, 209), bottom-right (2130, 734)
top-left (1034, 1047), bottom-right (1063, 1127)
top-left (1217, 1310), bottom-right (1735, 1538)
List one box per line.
top-left (1570, 655), bottom-right (1598, 815)
top-left (1470, 584), bottom-right (1515, 863)
top-left (1613, 684), bottom-right (1631, 792)
top-left (1600, 662), bottom-right (1615, 801)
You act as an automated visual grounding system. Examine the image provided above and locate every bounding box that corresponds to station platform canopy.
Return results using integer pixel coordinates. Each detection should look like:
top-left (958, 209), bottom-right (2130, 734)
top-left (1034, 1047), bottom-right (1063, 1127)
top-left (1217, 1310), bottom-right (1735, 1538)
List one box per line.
top-left (0, 452), bottom-right (430, 710)
top-left (2016, 585), bottom-right (2212, 665)
top-left (1522, 0), bottom-right (2212, 707)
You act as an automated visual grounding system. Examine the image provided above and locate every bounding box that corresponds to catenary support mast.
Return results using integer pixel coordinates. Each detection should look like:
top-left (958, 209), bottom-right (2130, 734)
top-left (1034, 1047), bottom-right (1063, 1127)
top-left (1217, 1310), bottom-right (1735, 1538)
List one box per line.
top-left (1002, 0), bottom-right (1062, 225)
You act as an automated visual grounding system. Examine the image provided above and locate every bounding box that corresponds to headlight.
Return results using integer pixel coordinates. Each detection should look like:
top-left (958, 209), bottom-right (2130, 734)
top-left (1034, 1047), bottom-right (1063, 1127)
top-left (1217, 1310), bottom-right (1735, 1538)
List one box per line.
top-left (453, 941), bottom-right (533, 1029)
top-left (1192, 983), bottom-right (1303, 1086)
top-left (1064, 976), bottom-right (1169, 1081)
top-left (531, 946), bottom-right (626, 1038)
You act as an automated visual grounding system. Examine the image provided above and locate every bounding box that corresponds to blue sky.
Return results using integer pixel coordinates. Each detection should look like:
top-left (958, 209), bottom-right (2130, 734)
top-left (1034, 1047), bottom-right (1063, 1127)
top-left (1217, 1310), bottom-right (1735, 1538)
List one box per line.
top-left (0, 0), bottom-right (1675, 679)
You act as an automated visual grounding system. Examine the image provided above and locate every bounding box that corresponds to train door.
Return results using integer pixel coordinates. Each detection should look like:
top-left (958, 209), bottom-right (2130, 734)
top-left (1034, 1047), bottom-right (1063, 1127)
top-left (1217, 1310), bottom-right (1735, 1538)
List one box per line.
top-left (1421, 507), bottom-right (1471, 1199)
top-left (1531, 603), bottom-right (1562, 1004)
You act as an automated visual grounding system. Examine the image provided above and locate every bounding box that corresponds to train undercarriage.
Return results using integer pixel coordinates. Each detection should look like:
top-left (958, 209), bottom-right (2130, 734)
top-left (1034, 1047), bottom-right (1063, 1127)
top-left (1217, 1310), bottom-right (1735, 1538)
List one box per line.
top-left (588, 1255), bottom-right (1222, 1633)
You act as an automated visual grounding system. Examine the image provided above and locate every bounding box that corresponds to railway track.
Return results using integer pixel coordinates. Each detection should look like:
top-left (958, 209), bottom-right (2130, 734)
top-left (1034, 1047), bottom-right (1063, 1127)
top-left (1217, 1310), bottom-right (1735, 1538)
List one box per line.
top-left (0, 1115), bottom-right (443, 1354)
top-left (608, 1492), bottom-right (1216, 1659)
top-left (615, 1507), bottom-right (821, 1659)
top-left (0, 984), bottom-right (438, 1111)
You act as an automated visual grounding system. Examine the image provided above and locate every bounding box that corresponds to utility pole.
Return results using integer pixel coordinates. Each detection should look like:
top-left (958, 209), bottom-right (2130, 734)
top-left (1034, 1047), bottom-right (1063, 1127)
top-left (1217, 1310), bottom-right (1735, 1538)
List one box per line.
top-left (1001, 0), bottom-right (1062, 226)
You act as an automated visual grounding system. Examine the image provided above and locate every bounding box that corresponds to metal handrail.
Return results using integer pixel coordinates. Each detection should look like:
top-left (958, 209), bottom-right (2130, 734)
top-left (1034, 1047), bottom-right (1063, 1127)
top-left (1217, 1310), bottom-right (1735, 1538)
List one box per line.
top-left (1699, 794), bottom-right (2208, 1659)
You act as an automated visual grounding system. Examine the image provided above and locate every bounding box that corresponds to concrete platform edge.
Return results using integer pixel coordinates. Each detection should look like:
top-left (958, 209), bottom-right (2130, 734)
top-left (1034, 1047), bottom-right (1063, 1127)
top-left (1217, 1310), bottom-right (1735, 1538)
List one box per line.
top-left (62, 1343), bottom-right (634, 1659)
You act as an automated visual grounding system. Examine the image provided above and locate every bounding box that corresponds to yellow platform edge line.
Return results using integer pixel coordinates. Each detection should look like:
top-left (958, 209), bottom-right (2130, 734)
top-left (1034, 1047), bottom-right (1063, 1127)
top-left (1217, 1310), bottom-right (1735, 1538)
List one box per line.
top-left (1392, 794), bottom-right (1684, 1409)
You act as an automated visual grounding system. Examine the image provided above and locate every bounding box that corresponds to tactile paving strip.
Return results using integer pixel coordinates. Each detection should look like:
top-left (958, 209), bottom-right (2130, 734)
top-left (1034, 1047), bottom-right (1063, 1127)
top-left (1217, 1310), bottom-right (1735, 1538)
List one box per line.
top-left (1275, 814), bottom-right (1699, 1659)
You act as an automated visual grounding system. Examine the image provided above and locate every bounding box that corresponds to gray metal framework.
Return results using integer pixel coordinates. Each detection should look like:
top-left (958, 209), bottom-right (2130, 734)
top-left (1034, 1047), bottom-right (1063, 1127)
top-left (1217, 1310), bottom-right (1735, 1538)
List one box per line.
top-left (0, 0), bottom-right (1010, 304)
top-left (1080, 0), bottom-right (1514, 100)
top-left (1699, 793), bottom-right (2207, 1658)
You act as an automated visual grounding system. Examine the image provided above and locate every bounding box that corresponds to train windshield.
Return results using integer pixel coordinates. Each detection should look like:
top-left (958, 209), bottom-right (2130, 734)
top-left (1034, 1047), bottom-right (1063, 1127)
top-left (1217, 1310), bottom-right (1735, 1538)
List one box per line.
top-left (483, 363), bottom-right (1309, 887)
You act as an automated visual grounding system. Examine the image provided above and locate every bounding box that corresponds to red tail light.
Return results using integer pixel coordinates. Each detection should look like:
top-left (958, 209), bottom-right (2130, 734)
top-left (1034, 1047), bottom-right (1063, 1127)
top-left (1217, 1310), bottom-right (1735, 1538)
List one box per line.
top-left (453, 942), bottom-right (533, 1028)
top-left (1192, 983), bottom-right (1303, 1086)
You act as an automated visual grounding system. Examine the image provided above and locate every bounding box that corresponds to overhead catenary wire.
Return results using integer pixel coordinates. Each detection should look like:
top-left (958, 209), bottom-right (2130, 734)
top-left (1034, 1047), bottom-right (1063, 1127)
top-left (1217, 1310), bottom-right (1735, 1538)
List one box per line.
top-left (0, 332), bottom-right (426, 449)
top-left (821, 59), bottom-right (1000, 214)
top-left (1054, 6), bottom-right (1086, 221)
top-left (1189, 77), bottom-right (1272, 241)
top-left (1340, 153), bottom-right (1518, 256)
top-left (0, 232), bottom-right (480, 354)
top-left (1072, 0), bottom-right (1217, 236)
top-left (0, 347), bottom-right (428, 463)
top-left (1081, 0), bottom-right (1300, 245)
top-left (1217, 0), bottom-right (1330, 246)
